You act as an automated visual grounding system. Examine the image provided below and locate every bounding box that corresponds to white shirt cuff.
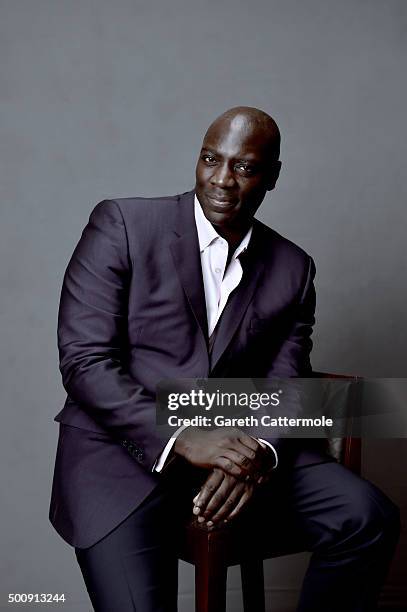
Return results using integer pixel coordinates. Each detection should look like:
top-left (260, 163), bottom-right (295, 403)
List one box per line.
top-left (257, 438), bottom-right (279, 470)
top-left (152, 425), bottom-right (188, 472)
top-left (153, 430), bottom-right (278, 472)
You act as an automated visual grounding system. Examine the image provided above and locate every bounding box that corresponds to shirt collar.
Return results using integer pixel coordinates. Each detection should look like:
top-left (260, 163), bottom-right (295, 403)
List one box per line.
top-left (194, 194), bottom-right (253, 259)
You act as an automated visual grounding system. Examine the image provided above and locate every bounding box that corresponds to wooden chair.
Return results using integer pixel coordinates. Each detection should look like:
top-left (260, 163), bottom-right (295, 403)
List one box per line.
top-left (177, 373), bottom-right (361, 612)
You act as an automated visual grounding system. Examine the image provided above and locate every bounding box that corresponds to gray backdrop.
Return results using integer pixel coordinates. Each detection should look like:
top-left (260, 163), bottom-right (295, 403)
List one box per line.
top-left (1, 1), bottom-right (406, 610)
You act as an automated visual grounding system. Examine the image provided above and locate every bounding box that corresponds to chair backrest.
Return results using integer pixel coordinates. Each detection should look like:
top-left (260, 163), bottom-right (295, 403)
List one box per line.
top-left (313, 371), bottom-right (361, 474)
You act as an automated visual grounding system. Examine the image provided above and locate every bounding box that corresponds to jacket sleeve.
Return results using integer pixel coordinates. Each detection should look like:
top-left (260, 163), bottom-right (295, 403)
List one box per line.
top-left (259, 256), bottom-right (316, 464)
top-left (268, 255), bottom-right (316, 378)
top-left (57, 199), bottom-right (167, 470)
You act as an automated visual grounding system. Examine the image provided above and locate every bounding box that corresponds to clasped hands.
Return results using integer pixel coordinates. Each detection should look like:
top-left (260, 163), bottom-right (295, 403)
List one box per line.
top-left (173, 428), bottom-right (275, 529)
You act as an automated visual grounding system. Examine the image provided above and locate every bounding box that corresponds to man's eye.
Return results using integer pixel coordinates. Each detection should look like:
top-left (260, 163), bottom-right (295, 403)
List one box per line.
top-left (202, 155), bottom-right (216, 164)
top-left (236, 163), bottom-right (254, 174)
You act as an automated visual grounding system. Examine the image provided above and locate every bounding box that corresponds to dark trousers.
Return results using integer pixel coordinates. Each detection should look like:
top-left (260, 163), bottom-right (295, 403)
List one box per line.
top-left (75, 461), bottom-right (400, 612)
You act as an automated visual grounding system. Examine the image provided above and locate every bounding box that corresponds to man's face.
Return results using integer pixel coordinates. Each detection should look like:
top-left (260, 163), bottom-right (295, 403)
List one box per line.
top-left (195, 115), bottom-right (280, 232)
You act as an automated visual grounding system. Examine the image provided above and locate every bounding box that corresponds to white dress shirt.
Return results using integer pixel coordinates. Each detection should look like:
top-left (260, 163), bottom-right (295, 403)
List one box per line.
top-left (153, 195), bottom-right (278, 471)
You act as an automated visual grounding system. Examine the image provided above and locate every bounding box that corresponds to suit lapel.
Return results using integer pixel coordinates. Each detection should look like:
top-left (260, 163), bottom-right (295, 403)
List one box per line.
top-left (169, 191), bottom-right (267, 370)
top-left (210, 221), bottom-right (266, 371)
top-left (169, 190), bottom-right (209, 343)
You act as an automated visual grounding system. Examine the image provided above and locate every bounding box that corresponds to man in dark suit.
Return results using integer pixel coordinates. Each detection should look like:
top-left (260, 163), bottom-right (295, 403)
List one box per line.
top-left (49, 106), bottom-right (400, 611)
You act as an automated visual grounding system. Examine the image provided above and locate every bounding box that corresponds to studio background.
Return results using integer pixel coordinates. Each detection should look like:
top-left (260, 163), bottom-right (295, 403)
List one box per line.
top-left (1, 1), bottom-right (406, 610)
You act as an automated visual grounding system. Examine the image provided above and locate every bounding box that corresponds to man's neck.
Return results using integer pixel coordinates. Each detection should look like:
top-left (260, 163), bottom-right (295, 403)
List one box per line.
top-left (212, 222), bottom-right (251, 252)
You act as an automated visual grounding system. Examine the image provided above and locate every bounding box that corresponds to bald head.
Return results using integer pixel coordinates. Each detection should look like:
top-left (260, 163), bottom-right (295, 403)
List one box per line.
top-left (204, 106), bottom-right (281, 161)
top-left (195, 106), bottom-right (282, 247)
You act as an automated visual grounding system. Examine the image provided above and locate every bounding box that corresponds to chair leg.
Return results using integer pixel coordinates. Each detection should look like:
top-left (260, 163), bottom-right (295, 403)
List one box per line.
top-left (195, 556), bottom-right (228, 612)
top-left (241, 559), bottom-right (265, 612)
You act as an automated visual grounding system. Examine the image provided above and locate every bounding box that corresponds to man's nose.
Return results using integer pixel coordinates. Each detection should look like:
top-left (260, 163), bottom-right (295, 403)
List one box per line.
top-left (211, 163), bottom-right (235, 188)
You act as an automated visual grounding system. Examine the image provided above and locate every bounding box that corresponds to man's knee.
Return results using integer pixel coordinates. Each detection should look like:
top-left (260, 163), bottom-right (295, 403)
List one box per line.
top-left (343, 481), bottom-right (400, 551)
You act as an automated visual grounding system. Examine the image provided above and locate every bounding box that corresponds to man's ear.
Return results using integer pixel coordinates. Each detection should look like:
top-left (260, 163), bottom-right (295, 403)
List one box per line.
top-left (266, 161), bottom-right (282, 191)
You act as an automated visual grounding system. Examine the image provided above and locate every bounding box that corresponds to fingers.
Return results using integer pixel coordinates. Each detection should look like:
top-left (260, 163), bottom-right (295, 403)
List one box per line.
top-left (198, 475), bottom-right (238, 521)
top-left (213, 452), bottom-right (259, 481)
top-left (210, 476), bottom-right (255, 524)
top-left (193, 468), bottom-right (255, 527)
top-left (235, 431), bottom-right (260, 452)
top-left (235, 435), bottom-right (275, 477)
top-left (221, 489), bottom-right (252, 522)
top-left (174, 427), bottom-right (270, 480)
top-left (213, 435), bottom-right (265, 480)
top-left (228, 432), bottom-right (269, 474)
top-left (207, 484), bottom-right (246, 524)
top-left (193, 469), bottom-right (224, 519)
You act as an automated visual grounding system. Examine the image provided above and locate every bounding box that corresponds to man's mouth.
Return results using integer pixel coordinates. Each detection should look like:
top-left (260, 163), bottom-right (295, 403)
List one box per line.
top-left (206, 194), bottom-right (237, 210)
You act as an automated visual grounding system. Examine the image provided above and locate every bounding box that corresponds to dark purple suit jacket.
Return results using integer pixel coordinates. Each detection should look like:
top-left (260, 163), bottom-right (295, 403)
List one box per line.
top-left (49, 189), bottom-right (330, 548)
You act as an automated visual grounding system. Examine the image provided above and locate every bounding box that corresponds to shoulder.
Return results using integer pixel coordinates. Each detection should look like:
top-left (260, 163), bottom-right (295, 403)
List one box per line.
top-left (253, 219), bottom-right (316, 295)
top-left (254, 218), bottom-right (313, 267)
top-left (87, 191), bottom-right (191, 235)
top-left (112, 192), bottom-right (187, 217)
